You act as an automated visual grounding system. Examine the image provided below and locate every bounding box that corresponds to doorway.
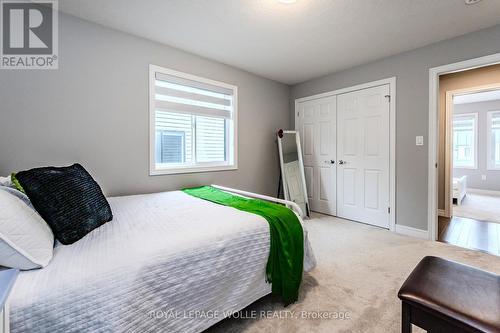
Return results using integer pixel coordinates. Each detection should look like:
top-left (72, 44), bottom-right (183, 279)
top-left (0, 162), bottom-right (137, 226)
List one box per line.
top-left (429, 55), bottom-right (500, 255)
top-left (295, 78), bottom-right (395, 230)
top-left (444, 86), bottom-right (500, 255)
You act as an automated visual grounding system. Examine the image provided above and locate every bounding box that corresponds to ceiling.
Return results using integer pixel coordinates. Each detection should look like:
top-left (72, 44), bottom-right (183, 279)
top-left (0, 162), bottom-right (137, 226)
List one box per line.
top-left (58, 0), bottom-right (500, 84)
top-left (454, 89), bottom-right (500, 104)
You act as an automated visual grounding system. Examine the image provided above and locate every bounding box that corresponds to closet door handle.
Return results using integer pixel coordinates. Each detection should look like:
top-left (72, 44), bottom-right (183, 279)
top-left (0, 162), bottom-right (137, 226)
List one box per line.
top-left (338, 160), bottom-right (346, 165)
top-left (324, 160), bottom-right (335, 164)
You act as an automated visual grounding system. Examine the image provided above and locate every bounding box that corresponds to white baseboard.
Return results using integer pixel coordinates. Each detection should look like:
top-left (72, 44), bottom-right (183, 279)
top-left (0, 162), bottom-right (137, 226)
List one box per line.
top-left (395, 224), bottom-right (429, 240)
top-left (467, 188), bottom-right (500, 197)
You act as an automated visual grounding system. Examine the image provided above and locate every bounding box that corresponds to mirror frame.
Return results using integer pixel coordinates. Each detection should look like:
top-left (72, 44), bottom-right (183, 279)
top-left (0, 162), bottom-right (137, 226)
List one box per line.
top-left (277, 129), bottom-right (310, 217)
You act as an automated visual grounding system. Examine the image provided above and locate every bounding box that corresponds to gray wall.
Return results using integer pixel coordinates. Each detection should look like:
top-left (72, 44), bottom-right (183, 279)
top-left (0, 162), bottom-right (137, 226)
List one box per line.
top-left (454, 100), bottom-right (500, 191)
top-left (0, 13), bottom-right (290, 197)
top-left (290, 24), bottom-right (500, 230)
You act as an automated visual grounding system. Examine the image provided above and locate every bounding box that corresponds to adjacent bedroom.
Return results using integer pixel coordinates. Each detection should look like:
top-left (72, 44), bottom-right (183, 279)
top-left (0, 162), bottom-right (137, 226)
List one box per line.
top-left (437, 64), bottom-right (500, 256)
top-left (0, 1), bottom-right (499, 333)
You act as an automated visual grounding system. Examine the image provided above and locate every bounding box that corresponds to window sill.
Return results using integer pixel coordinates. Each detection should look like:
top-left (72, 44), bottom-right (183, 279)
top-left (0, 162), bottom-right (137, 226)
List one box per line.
top-left (150, 164), bottom-right (237, 176)
top-left (453, 166), bottom-right (477, 170)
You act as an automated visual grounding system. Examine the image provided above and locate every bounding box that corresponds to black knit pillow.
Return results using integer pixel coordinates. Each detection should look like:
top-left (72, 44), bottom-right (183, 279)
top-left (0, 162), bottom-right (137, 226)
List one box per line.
top-left (16, 164), bottom-right (113, 245)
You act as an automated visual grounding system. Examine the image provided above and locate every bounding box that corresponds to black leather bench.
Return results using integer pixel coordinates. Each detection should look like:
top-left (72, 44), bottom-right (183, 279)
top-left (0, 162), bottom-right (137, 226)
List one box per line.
top-left (398, 256), bottom-right (500, 333)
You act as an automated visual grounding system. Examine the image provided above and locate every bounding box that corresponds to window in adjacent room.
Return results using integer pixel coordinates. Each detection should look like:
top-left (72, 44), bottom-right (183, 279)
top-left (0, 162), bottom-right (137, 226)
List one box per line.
top-left (452, 113), bottom-right (477, 169)
top-left (487, 110), bottom-right (500, 170)
top-left (149, 65), bottom-right (237, 175)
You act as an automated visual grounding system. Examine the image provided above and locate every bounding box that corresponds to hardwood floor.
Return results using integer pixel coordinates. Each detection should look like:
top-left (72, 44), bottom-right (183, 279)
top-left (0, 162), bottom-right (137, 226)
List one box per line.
top-left (438, 216), bottom-right (500, 256)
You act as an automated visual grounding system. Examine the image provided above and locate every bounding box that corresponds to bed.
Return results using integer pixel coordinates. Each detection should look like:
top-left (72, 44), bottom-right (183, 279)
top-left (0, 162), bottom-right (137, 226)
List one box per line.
top-left (9, 187), bottom-right (316, 333)
top-left (453, 176), bottom-right (467, 205)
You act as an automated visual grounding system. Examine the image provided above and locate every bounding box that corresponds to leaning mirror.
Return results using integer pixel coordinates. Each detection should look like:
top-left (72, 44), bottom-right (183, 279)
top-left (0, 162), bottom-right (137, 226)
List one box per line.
top-left (277, 130), bottom-right (310, 217)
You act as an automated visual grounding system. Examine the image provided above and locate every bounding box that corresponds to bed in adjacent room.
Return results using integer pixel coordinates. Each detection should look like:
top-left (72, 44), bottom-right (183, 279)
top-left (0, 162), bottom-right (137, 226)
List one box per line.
top-left (453, 175), bottom-right (467, 205)
top-left (8, 188), bottom-right (315, 333)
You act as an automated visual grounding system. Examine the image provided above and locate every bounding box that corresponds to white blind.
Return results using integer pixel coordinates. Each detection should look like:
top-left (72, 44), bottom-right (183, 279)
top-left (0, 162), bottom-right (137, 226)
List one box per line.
top-left (159, 132), bottom-right (184, 163)
top-left (491, 112), bottom-right (500, 129)
top-left (453, 115), bottom-right (475, 131)
top-left (490, 111), bottom-right (500, 167)
top-left (155, 112), bottom-right (228, 166)
top-left (196, 116), bottom-right (226, 163)
top-left (154, 72), bottom-right (233, 119)
top-left (155, 111), bottom-right (193, 164)
top-left (453, 114), bottom-right (476, 168)
top-left (151, 66), bottom-right (236, 171)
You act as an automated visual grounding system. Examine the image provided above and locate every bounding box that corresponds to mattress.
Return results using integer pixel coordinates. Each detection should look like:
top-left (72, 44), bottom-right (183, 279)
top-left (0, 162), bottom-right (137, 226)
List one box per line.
top-left (9, 190), bottom-right (315, 333)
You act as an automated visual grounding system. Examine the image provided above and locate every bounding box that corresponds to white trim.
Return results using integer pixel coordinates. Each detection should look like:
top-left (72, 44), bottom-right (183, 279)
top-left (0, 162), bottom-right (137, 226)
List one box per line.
top-left (2, 300), bottom-right (9, 333)
top-left (395, 224), bottom-right (429, 240)
top-left (294, 77), bottom-right (396, 232)
top-left (428, 52), bottom-right (500, 241)
top-left (150, 165), bottom-right (238, 176)
top-left (149, 64), bottom-right (238, 176)
top-left (467, 188), bottom-right (500, 197)
top-left (389, 78), bottom-right (397, 233)
top-left (295, 77), bottom-right (395, 103)
top-left (151, 65), bottom-right (238, 92)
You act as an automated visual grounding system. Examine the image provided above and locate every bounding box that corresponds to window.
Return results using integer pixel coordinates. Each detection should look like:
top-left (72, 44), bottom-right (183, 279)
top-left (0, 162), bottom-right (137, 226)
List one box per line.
top-left (452, 113), bottom-right (477, 169)
top-left (156, 130), bottom-right (185, 164)
top-left (487, 111), bottom-right (500, 170)
top-left (149, 65), bottom-right (237, 175)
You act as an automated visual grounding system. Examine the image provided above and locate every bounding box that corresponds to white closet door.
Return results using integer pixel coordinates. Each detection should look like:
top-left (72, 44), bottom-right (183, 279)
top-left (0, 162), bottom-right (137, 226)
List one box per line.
top-left (296, 96), bottom-right (337, 215)
top-left (337, 85), bottom-right (390, 228)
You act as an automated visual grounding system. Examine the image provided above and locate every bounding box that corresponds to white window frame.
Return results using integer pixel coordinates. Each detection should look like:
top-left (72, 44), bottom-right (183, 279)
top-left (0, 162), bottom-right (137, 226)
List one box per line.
top-left (149, 64), bottom-right (238, 175)
top-left (487, 110), bottom-right (500, 170)
top-left (452, 112), bottom-right (478, 170)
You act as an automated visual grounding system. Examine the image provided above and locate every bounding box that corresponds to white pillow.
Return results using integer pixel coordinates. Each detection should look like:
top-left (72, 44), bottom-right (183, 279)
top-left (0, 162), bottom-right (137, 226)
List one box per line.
top-left (0, 187), bottom-right (54, 270)
top-left (0, 175), bottom-right (12, 187)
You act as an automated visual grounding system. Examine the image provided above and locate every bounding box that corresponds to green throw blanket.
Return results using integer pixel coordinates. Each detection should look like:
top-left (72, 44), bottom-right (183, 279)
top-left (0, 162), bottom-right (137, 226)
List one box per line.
top-left (183, 186), bottom-right (304, 305)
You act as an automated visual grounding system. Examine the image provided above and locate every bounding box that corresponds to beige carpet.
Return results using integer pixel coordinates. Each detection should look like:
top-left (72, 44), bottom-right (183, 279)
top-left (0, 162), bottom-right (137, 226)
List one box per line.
top-left (454, 192), bottom-right (500, 223)
top-left (206, 213), bottom-right (500, 333)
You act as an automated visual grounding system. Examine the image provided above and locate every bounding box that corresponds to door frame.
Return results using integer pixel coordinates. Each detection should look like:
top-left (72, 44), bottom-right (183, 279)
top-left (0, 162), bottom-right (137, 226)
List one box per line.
top-left (295, 77), bottom-right (396, 232)
top-left (428, 52), bottom-right (500, 241)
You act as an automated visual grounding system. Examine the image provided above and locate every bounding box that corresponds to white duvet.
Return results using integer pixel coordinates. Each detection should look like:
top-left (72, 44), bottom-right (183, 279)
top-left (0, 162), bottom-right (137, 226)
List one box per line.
top-left (10, 190), bottom-right (315, 333)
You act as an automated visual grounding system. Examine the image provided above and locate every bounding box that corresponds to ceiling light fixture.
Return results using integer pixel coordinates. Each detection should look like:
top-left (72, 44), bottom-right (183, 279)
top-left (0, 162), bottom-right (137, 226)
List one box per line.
top-left (465, 0), bottom-right (483, 5)
top-left (278, 0), bottom-right (297, 4)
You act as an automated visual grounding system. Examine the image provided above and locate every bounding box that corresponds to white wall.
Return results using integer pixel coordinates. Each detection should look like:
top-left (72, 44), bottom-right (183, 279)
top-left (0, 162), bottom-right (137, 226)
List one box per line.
top-left (0, 13), bottom-right (290, 197)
